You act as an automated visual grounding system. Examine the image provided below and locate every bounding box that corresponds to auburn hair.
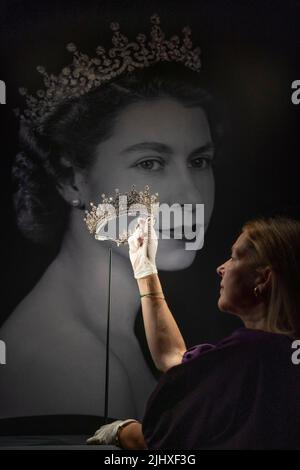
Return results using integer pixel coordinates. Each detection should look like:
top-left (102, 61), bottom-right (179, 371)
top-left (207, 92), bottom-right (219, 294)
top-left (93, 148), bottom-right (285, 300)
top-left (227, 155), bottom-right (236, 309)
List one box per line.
top-left (242, 216), bottom-right (300, 338)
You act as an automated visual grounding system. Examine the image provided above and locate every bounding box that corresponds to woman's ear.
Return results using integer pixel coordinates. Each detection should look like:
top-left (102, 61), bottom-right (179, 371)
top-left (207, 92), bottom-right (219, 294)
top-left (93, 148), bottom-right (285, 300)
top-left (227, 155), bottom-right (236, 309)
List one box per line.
top-left (56, 156), bottom-right (87, 209)
top-left (255, 266), bottom-right (273, 295)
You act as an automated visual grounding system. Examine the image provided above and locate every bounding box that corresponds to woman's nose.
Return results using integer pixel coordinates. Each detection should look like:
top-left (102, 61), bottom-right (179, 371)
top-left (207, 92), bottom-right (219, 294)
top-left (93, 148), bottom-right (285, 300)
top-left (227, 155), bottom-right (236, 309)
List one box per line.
top-left (216, 264), bottom-right (225, 277)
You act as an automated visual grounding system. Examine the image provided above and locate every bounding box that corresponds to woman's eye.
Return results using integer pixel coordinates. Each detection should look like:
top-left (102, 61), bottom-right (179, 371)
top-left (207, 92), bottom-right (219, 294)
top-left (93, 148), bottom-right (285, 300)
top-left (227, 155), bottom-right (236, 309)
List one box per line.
top-left (135, 159), bottom-right (164, 171)
top-left (189, 157), bottom-right (213, 170)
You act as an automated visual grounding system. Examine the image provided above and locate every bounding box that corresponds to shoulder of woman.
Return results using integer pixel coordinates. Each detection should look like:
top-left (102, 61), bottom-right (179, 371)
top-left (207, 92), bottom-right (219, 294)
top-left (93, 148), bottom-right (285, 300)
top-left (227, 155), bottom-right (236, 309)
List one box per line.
top-left (159, 328), bottom-right (282, 383)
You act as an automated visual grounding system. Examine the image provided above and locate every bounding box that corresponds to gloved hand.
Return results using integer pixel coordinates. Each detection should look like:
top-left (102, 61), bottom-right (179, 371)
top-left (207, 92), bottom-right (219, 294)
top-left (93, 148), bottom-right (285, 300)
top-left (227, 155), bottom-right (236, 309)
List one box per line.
top-left (86, 419), bottom-right (138, 446)
top-left (128, 216), bottom-right (158, 279)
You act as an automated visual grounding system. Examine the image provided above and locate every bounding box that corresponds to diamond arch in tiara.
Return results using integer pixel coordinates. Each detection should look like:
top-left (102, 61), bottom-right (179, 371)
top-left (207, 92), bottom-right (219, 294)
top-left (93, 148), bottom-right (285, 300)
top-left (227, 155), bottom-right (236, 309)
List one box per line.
top-left (14, 14), bottom-right (202, 126)
top-left (83, 185), bottom-right (159, 246)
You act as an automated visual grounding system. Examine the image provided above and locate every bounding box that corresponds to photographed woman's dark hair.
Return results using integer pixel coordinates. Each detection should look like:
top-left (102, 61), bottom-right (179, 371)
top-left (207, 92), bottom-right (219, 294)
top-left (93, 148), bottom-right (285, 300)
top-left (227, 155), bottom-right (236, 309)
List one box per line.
top-left (12, 62), bottom-right (223, 246)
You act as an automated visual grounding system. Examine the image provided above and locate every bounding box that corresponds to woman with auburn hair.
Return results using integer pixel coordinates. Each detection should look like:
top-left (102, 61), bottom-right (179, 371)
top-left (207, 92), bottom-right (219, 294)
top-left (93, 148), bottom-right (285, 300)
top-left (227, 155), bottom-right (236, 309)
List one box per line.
top-left (241, 217), bottom-right (300, 338)
top-left (88, 215), bottom-right (300, 449)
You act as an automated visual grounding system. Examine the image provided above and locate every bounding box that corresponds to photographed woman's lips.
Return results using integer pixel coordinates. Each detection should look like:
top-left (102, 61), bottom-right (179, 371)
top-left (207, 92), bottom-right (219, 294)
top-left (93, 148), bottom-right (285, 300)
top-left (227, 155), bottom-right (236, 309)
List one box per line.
top-left (158, 228), bottom-right (183, 233)
top-left (158, 224), bottom-right (201, 232)
top-left (158, 225), bottom-right (201, 241)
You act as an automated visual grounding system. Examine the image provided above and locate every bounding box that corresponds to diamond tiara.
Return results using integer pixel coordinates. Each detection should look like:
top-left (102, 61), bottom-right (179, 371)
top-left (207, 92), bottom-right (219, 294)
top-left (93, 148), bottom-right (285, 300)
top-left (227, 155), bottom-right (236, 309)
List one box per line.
top-left (14, 13), bottom-right (201, 126)
top-left (83, 185), bottom-right (159, 245)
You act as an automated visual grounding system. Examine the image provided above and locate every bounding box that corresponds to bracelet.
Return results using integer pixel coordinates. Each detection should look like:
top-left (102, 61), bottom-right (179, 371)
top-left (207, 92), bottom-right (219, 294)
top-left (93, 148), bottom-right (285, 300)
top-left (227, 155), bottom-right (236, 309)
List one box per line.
top-left (140, 294), bottom-right (165, 301)
top-left (140, 291), bottom-right (164, 298)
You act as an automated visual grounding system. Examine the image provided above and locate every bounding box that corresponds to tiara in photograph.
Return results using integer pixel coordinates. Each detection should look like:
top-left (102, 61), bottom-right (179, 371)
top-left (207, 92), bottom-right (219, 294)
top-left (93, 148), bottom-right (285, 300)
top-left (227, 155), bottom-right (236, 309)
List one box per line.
top-left (14, 13), bottom-right (201, 126)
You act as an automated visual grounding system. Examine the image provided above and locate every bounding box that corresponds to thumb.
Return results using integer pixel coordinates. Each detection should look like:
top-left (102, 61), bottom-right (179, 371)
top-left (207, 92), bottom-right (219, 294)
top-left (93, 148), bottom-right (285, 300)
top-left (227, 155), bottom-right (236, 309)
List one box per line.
top-left (128, 232), bottom-right (139, 251)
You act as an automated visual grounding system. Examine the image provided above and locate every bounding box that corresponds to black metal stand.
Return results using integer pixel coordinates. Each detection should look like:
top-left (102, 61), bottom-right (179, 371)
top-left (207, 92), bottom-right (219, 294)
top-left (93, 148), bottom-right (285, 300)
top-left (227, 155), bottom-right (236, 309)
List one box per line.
top-left (104, 247), bottom-right (112, 424)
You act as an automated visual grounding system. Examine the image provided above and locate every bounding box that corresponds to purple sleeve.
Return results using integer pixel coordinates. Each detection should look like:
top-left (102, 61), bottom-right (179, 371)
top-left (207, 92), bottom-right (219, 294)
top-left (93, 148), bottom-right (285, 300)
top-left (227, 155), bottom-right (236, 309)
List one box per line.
top-left (182, 343), bottom-right (216, 363)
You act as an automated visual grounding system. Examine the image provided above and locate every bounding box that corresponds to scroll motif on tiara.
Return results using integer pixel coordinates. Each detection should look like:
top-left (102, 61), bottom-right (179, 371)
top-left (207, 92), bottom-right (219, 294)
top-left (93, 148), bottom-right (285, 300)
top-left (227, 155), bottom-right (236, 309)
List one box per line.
top-left (14, 13), bottom-right (201, 126)
top-left (83, 185), bottom-right (159, 246)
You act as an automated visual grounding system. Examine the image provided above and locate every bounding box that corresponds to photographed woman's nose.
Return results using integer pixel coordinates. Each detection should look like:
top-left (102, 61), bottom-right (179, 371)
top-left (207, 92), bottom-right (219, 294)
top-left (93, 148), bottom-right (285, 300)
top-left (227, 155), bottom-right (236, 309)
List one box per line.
top-left (167, 170), bottom-right (203, 205)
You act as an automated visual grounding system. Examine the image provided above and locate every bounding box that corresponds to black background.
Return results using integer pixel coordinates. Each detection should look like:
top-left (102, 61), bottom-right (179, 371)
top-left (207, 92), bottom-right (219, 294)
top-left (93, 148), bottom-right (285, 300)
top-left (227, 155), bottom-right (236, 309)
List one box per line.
top-left (0, 0), bottom-right (299, 346)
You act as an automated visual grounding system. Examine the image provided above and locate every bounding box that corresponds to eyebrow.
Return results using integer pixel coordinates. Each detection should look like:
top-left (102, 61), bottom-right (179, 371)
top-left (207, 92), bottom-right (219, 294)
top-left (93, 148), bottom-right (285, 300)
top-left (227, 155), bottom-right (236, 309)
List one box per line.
top-left (231, 245), bottom-right (243, 256)
top-left (120, 141), bottom-right (215, 157)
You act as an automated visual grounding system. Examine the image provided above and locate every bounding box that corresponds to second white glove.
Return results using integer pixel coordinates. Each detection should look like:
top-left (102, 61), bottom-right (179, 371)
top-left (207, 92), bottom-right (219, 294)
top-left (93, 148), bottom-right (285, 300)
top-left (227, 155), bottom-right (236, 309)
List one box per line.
top-left (86, 419), bottom-right (138, 446)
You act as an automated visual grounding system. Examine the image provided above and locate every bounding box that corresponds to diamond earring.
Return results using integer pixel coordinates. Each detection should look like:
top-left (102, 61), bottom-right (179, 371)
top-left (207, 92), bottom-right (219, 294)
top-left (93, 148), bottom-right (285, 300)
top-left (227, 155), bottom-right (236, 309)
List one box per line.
top-left (71, 199), bottom-right (81, 208)
top-left (254, 286), bottom-right (260, 297)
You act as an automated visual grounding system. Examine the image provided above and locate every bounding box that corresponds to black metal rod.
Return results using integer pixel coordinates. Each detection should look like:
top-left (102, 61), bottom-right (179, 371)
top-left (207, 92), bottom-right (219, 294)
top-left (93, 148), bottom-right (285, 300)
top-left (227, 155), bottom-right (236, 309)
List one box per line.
top-left (104, 247), bottom-right (112, 424)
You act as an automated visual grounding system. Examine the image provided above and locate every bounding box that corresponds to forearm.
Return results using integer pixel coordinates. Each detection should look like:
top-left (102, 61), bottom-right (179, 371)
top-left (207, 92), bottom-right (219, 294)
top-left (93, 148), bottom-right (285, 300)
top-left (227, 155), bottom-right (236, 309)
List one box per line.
top-left (119, 422), bottom-right (147, 450)
top-left (137, 274), bottom-right (187, 372)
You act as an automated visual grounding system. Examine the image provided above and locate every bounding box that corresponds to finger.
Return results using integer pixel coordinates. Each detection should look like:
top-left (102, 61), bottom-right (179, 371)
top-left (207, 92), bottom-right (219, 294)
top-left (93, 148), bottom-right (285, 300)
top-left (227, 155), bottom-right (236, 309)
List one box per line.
top-left (136, 226), bottom-right (145, 243)
top-left (142, 227), bottom-right (149, 256)
top-left (138, 217), bottom-right (146, 236)
top-left (134, 224), bottom-right (144, 238)
top-left (86, 436), bottom-right (100, 444)
top-left (138, 217), bottom-right (146, 226)
top-left (150, 221), bottom-right (158, 239)
top-left (128, 234), bottom-right (139, 251)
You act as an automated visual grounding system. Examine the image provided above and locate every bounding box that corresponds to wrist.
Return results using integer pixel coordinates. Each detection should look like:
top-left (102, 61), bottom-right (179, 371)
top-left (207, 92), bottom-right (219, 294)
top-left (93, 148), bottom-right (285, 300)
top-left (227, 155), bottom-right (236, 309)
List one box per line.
top-left (115, 419), bottom-right (139, 448)
top-left (118, 421), bottom-right (147, 450)
top-left (134, 269), bottom-right (157, 280)
top-left (137, 273), bottom-right (159, 293)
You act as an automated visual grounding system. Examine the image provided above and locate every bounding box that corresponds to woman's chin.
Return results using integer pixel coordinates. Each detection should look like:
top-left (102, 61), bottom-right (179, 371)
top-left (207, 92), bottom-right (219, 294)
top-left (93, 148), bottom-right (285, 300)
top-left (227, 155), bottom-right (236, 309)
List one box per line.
top-left (114, 237), bottom-right (198, 271)
top-left (156, 240), bottom-right (197, 271)
top-left (218, 296), bottom-right (233, 314)
top-left (217, 296), bottom-right (227, 312)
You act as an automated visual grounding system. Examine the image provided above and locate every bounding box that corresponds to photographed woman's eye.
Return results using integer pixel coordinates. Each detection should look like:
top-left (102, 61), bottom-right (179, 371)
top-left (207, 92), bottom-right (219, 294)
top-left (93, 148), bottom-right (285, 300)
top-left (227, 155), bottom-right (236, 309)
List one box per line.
top-left (134, 158), bottom-right (165, 171)
top-left (188, 156), bottom-right (213, 170)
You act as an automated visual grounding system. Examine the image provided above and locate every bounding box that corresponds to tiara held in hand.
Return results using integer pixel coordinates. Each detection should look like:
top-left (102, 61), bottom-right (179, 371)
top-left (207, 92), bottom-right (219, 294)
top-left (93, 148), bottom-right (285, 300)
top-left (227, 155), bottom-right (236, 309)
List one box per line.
top-left (83, 185), bottom-right (159, 246)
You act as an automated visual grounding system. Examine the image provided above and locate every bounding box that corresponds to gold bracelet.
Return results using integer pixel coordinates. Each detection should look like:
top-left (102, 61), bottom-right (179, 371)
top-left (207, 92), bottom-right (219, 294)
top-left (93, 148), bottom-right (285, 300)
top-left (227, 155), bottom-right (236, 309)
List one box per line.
top-left (140, 291), bottom-right (163, 298)
top-left (140, 293), bottom-right (165, 300)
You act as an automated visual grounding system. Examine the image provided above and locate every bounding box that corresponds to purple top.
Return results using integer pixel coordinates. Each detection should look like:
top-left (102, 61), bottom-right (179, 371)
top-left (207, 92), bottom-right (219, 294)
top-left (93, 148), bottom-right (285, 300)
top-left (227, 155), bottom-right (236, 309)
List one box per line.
top-left (142, 328), bottom-right (300, 449)
top-left (182, 343), bottom-right (215, 363)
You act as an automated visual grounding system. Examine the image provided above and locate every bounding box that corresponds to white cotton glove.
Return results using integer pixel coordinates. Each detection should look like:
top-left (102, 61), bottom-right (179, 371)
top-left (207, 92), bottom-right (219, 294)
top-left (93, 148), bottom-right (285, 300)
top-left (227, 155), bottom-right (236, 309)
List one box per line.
top-left (128, 216), bottom-right (158, 279)
top-left (86, 419), bottom-right (138, 446)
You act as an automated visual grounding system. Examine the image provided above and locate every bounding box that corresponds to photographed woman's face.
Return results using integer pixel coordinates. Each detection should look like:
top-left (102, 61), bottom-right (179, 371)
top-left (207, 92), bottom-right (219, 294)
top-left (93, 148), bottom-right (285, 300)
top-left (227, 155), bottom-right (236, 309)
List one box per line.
top-left (85, 98), bottom-right (215, 270)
